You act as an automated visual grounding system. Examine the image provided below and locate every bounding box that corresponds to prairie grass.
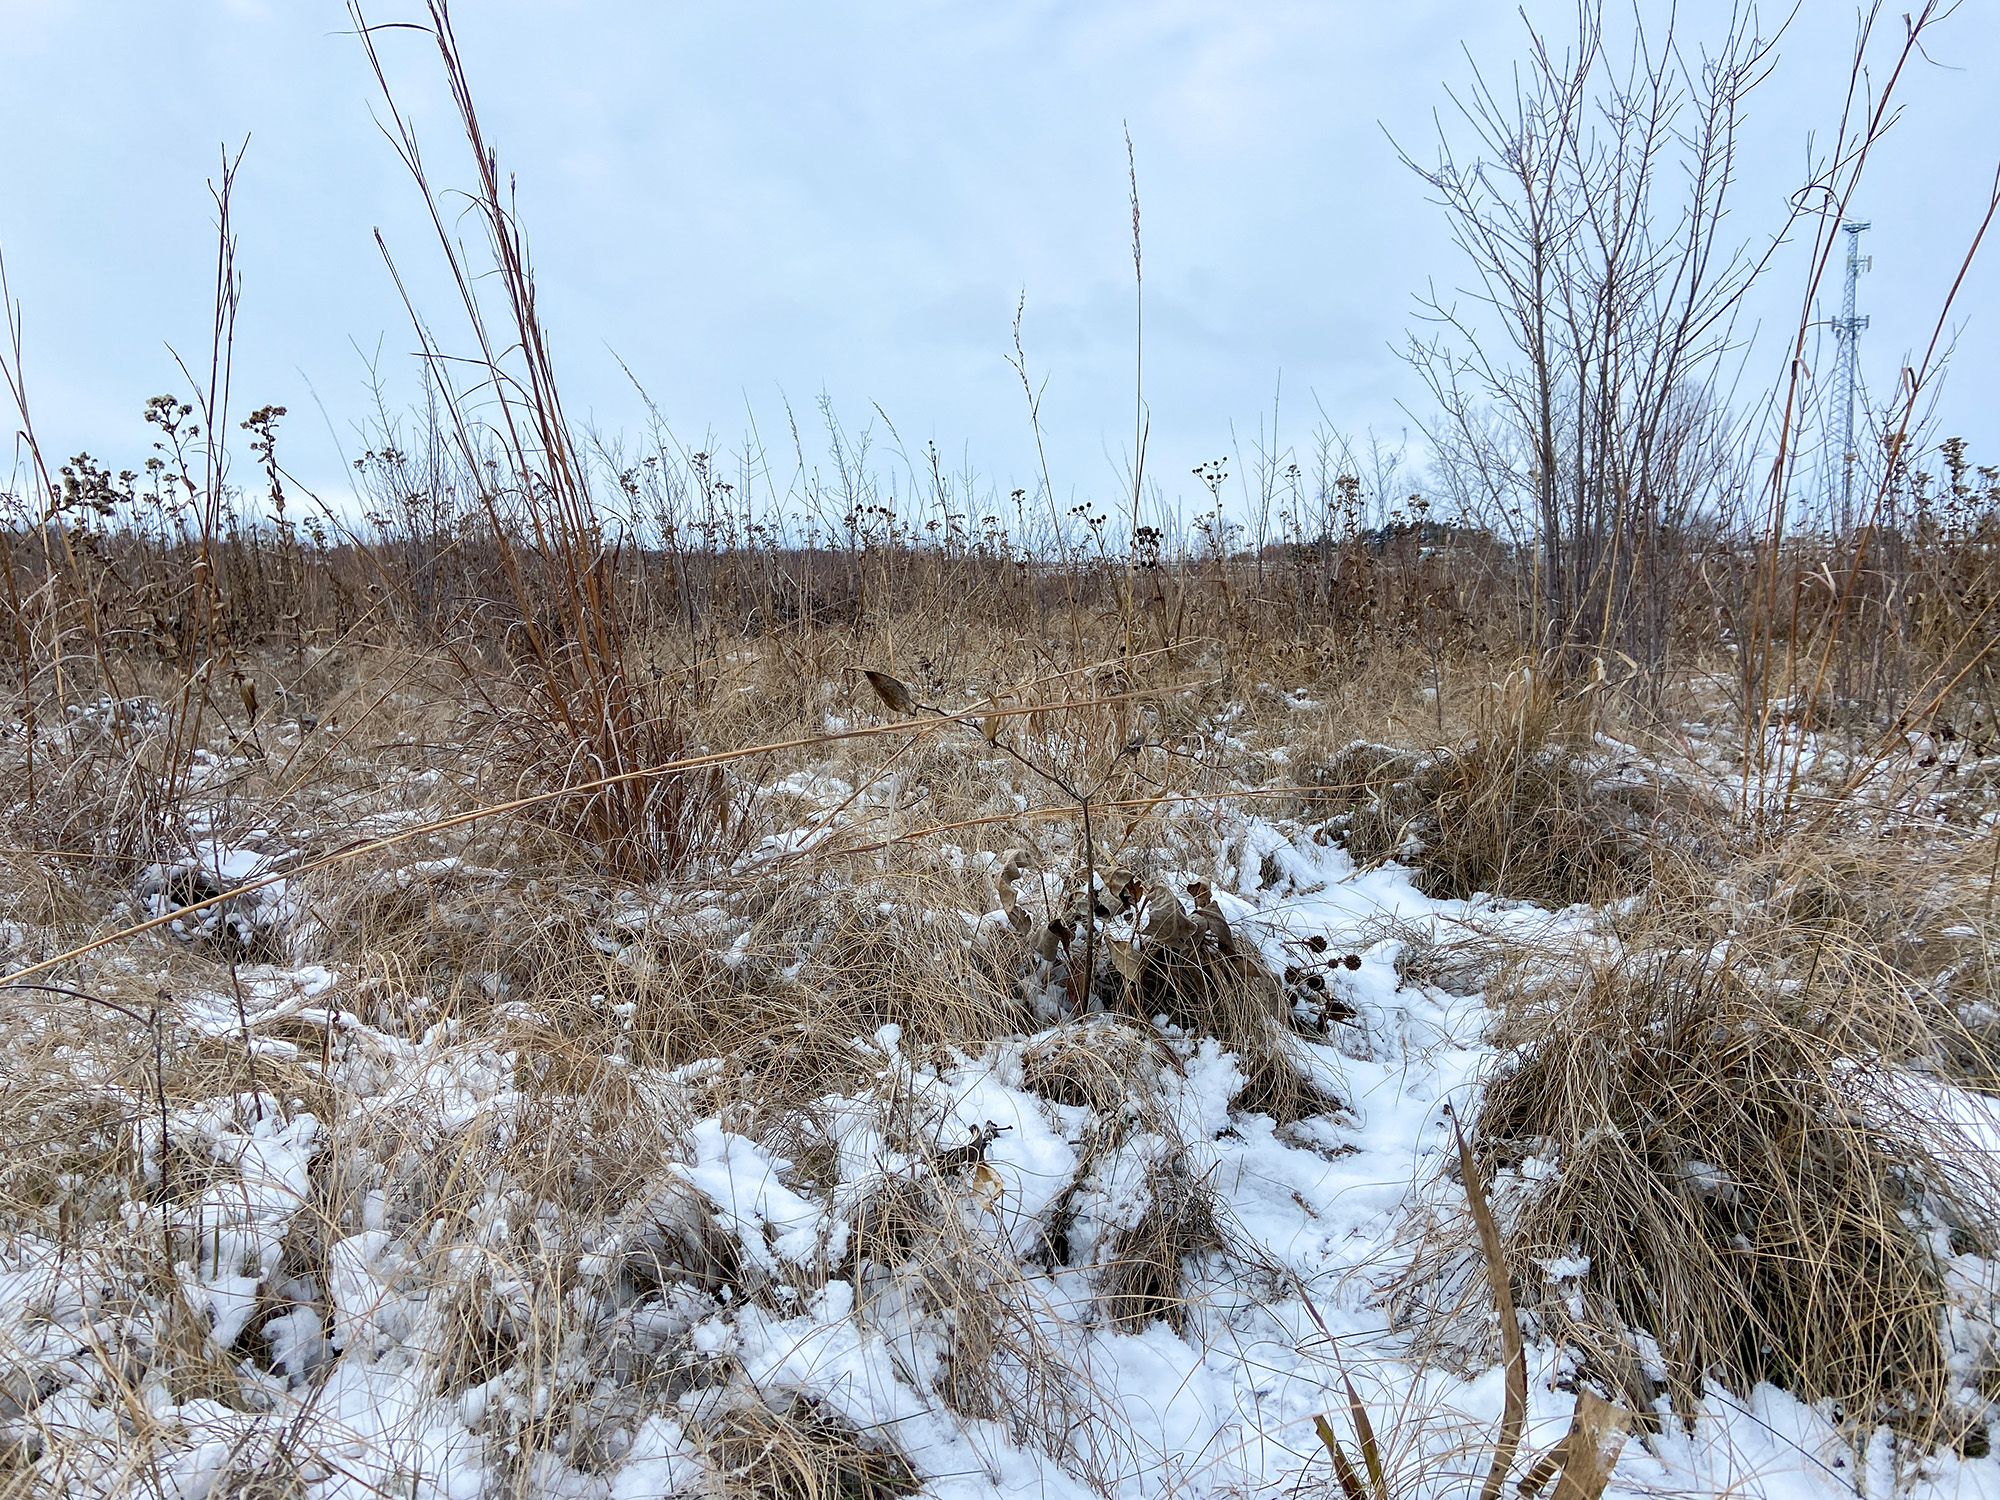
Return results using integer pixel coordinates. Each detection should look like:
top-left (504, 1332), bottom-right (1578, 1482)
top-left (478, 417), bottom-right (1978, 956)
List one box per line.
top-left (6, 504), bottom-right (2000, 1495)
top-left (3, 8), bottom-right (2000, 1495)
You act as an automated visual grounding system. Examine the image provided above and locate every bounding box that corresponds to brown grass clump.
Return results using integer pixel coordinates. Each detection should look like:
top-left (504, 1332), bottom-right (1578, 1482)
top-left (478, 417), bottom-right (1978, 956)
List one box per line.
top-left (1020, 1014), bottom-right (1168, 1116)
top-left (697, 1397), bottom-right (919, 1500)
top-left (1421, 851), bottom-right (2000, 1435)
top-left (849, 1171), bottom-right (950, 1278)
top-left (1099, 1155), bottom-right (1223, 1332)
top-left (1118, 893), bottom-right (1343, 1124)
top-left (437, 869), bottom-right (1026, 1119)
top-left (1311, 679), bottom-right (1683, 907)
top-left (844, 1165), bottom-right (1088, 1453)
top-left (1479, 950), bottom-right (1945, 1419)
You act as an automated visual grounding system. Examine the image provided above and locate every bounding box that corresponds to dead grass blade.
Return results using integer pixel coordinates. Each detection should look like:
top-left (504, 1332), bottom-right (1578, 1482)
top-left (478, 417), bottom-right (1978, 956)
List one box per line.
top-left (1315, 1413), bottom-right (1373, 1500)
top-left (1343, 1374), bottom-right (1386, 1497)
top-left (1310, 1375), bottom-right (1390, 1500)
top-left (1516, 1390), bottom-right (1631, 1500)
top-left (1450, 1102), bottom-right (1525, 1500)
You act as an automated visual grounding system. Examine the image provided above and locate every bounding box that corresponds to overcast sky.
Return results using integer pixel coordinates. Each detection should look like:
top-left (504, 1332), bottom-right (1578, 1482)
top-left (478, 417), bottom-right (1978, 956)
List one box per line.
top-left (2, 1), bottom-right (1997, 527)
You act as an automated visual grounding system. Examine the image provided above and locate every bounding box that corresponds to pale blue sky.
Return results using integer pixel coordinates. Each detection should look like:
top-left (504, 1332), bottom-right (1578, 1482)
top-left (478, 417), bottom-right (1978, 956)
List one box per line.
top-left (2, 1), bottom-right (1996, 524)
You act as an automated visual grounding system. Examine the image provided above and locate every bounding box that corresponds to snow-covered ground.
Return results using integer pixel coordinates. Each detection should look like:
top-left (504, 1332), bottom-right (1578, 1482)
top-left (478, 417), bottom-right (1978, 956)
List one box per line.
top-left (8, 805), bottom-right (2000, 1500)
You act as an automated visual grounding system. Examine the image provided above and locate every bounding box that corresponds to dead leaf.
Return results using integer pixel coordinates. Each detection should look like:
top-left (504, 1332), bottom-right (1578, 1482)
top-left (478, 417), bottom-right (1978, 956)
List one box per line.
top-left (993, 875), bottom-right (1034, 935)
top-left (1142, 893), bottom-right (1197, 946)
top-left (1192, 905), bottom-right (1237, 957)
top-left (967, 1161), bottom-right (1004, 1213)
top-left (861, 669), bottom-right (917, 715)
top-left (1108, 939), bottom-right (1145, 982)
top-left (1096, 867), bottom-right (1139, 917)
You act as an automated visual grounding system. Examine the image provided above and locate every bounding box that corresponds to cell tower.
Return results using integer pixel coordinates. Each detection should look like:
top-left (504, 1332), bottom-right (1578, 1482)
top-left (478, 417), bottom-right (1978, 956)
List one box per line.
top-left (1833, 220), bottom-right (1871, 533)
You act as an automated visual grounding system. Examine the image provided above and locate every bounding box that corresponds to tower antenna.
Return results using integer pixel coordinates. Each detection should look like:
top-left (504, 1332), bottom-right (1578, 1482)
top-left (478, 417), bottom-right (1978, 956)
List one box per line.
top-left (1834, 220), bottom-right (1872, 533)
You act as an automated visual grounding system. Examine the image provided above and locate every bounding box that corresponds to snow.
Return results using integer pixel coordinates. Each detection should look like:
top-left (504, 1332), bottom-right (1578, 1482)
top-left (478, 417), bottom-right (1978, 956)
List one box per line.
top-left (675, 1120), bottom-right (842, 1272)
top-left (931, 1066), bottom-right (1080, 1247)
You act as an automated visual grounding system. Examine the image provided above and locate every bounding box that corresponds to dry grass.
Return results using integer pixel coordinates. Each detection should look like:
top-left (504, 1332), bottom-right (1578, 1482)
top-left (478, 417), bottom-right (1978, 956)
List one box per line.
top-left (1393, 836), bottom-right (2000, 1447)
top-left (1310, 674), bottom-right (1698, 907)
top-left (1098, 1155), bottom-right (1224, 1332)
top-left (1, 590), bottom-right (1999, 1494)
top-left (0, 10), bottom-right (1996, 1493)
top-left (1114, 897), bottom-right (1344, 1123)
top-left (697, 1397), bottom-right (919, 1500)
top-left (6, 150), bottom-right (2000, 1484)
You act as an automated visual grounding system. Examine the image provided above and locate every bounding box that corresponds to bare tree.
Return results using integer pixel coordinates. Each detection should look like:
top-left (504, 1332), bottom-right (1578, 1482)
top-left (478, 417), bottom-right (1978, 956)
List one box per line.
top-left (1400, 1), bottom-right (1786, 676)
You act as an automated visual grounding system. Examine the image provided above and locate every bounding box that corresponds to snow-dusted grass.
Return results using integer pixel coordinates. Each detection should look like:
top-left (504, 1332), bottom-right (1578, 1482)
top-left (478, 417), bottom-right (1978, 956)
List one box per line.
top-left (6, 639), bottom-right (2000, 1500)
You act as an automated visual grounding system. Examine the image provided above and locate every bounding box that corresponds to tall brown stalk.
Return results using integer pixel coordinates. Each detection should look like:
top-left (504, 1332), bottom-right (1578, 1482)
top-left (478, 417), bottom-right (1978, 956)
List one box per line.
top-left (354, 0), bottom-right (722, 879)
